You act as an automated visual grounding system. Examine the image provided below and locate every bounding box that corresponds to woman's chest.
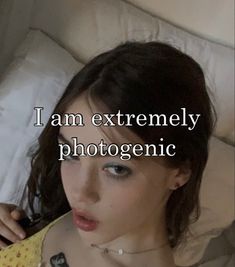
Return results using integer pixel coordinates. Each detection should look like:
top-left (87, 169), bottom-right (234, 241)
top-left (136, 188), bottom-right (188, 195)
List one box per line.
top-left (41, 223), bottom-right (115, 267)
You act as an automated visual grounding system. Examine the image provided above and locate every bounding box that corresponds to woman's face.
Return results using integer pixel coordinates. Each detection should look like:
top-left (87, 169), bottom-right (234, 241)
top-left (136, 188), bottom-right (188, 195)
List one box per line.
top-left (58, 93), bottom-right (179, 247)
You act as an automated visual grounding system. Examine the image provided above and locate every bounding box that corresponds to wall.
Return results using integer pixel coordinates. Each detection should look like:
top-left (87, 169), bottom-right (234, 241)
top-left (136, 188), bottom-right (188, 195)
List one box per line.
top-left (0, 0), bottom-right (34, 75)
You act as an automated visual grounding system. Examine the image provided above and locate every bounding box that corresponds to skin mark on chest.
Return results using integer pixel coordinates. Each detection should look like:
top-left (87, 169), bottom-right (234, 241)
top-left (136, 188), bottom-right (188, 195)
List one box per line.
top-left (50, 252), bottom-right (70, 267)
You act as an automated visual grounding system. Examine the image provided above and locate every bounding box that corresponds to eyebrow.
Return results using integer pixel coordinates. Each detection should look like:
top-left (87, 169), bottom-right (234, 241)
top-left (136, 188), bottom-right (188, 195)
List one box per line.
top-left (58, 132), bottom-right (140, 160)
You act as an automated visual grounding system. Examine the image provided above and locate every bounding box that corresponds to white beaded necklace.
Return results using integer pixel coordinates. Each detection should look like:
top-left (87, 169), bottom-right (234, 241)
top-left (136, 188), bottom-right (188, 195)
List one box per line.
top-left (90, 241), bottom-right (169, 255)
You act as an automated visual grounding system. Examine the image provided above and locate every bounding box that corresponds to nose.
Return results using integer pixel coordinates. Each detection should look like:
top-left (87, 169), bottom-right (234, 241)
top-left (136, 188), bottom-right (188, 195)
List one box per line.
top-left (72, 165), bottom-right (100, 205)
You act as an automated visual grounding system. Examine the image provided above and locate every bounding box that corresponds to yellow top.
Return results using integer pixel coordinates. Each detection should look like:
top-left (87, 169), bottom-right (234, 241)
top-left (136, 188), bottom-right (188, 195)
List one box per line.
top-left (0, 213), bottom-right (68, 267)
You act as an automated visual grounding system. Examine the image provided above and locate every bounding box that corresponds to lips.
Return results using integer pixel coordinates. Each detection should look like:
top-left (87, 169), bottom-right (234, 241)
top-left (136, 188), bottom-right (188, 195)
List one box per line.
top-left (72, 208), bottom-right (99, 231)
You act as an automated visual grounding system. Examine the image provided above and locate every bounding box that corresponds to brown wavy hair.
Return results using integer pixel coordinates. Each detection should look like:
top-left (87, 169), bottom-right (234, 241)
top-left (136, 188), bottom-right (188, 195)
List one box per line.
top-left (27, 41), bottom-right (216, 248)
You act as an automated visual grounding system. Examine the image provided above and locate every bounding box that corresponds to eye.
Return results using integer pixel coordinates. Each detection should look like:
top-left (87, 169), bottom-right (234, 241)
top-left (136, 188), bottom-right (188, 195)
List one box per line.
top-left (103, 163), bottom-right (132, 180)
top-left (64, 153), bottom-right (80, 162)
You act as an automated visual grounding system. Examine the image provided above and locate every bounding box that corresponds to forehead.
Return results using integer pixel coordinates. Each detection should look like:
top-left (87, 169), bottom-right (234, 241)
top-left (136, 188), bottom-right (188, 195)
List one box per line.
top-left (58, 93), bottom-right (169, 170)
top-left (59, 93), bottom-right (143, 146)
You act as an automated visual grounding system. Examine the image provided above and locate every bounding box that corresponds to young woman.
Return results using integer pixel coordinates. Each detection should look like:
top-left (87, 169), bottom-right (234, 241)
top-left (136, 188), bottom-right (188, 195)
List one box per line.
top-left (0, 41), bottom-right (215, 267)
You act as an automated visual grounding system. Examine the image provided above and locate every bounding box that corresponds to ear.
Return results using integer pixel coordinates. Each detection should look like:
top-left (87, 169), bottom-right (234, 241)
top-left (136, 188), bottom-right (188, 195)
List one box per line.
top-left (168, 161), bottom-right (192, 190)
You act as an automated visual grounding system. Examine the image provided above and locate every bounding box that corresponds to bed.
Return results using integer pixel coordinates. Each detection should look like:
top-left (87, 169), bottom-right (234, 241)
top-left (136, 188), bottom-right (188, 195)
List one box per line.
top-left (0, 1), bottom-right (234, 266)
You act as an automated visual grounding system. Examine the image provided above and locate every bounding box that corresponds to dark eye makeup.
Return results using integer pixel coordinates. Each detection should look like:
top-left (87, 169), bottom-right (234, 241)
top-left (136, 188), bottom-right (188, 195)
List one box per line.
top-left (103, 162), bottom-right (132, 180)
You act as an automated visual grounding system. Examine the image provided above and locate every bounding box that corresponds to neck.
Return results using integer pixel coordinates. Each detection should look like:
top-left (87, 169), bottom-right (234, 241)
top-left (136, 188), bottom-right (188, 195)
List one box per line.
top-left (83, 210), bottom-right (175, 267)
top-left (97, 214), bottom-right (167, 251)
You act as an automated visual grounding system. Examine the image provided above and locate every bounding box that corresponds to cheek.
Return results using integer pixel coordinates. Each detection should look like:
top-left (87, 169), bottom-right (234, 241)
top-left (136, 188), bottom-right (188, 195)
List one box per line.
top-left (105, 167), bottom-right (171, 227)
top-left (105, 180), bottom-right (161, 221)
top-left (60, 163), bottom-right (68, 185)
top-left (60, 163), bottom-right (75, 200)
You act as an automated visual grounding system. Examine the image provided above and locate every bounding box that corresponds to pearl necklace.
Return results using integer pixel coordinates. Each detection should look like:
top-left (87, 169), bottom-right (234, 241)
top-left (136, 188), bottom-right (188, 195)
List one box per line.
top-left (90, 241), bottom-right (169, 255)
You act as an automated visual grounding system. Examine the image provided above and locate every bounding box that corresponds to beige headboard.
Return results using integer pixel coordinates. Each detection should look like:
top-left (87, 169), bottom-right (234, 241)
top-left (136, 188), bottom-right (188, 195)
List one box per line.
top-left (0, 0), bottom-right (233, 74)
top-left (128, 0), bottom-right (234, 48)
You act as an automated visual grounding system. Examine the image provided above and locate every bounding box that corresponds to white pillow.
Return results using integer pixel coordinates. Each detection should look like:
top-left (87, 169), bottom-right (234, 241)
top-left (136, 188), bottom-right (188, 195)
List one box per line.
top-left (174, 136), bottom-right (235, 266)
top-left (0, 29), bottom-right (83, 206)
